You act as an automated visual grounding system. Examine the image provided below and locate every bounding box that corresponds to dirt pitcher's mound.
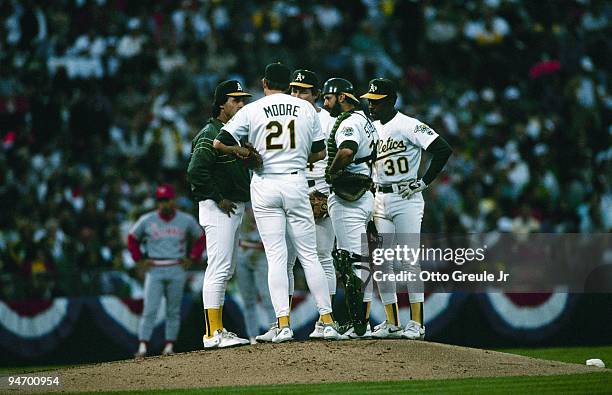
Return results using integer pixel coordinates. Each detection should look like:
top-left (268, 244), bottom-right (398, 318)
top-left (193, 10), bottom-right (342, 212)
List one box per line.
top-left (47, 341), bottom-right (600, 392)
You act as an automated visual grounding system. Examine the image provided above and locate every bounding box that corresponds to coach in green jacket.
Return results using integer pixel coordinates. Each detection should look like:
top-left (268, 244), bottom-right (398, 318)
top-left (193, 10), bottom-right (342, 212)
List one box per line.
top-left (188, 80), bottom-right (251, 213)
top-left (187, 80), bottom-right (252, 349)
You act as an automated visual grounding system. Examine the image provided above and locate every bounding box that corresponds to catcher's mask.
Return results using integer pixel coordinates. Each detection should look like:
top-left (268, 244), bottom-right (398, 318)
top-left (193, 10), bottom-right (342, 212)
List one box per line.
top-left (322, 78), bottom-right (360, 104)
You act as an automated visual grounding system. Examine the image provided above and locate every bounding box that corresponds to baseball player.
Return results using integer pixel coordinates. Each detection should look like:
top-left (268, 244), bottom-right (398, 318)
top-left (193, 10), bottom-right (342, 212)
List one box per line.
top-left (286, 69), bottom-right (337, 339)
top-left (235, 206), bottom-right (276, 344)
top-left (323, 77), bottom-right (379, 339)
top-left (187, 80), bottom-right (252, 349)
top-left (213, 63), bottom-right (345, 342)
top-left (128, 184), bottom-right (205, 358)
top-left (361, 78), bottom-right (452, 339)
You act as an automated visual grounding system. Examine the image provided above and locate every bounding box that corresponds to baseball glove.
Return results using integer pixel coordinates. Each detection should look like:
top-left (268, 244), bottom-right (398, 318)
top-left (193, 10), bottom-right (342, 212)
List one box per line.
top-left (309, 190), bottom-right (328, 220)
top-left (241, 142), bottom-right (263, 170)
top-left (327, 171), bottom-right (373, 202)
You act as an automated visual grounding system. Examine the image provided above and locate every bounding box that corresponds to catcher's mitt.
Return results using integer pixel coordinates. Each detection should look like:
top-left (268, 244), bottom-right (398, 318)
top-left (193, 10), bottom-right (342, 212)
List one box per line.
top-left (327, 171), bottom-right (372, 202)
top-left (309, 190), bottom-right (328, 220)
top-left (241, 142), bottom-right (263, 170)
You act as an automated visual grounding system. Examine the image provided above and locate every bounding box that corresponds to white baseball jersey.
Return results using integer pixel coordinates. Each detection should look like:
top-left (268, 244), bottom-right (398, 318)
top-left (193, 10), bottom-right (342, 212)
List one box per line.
top-left (373, 111), bottom-right (438, 184)
top-left (306, 108), bottom-right (334, 180)
top-left (333, 110), bottom-right (378, 176)
top-left (223, 93), bottom-right (324, 174)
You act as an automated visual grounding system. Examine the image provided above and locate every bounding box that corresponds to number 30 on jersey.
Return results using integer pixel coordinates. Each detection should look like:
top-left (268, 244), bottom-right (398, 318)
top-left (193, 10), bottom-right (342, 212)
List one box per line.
top-left (383, 156), bottom-right (409, 176)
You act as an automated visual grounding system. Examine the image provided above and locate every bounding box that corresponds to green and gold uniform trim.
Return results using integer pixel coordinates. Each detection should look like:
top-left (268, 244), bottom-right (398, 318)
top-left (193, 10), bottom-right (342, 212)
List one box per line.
top-left (187, 118), bottom-right (250, 204)
top-left (325, 110), bottom-right (354, 179)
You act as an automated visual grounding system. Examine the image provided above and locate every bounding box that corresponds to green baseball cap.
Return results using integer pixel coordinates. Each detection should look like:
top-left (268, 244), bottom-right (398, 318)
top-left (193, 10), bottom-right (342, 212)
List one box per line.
top-left (360, 78), bottom-right (396, 100)
top-left (290, 69), bottom-right (319, 89)
top-left (264, 62), bottom-right (291, 85)
top-left (214, 80), bottom-right (251, 105)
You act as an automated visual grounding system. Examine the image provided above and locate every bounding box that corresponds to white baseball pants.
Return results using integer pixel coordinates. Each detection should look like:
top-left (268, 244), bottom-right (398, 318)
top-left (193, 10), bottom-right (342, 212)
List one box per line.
top-left (199, 199), bottom-right (245, 309)
top-left (250, 172), bottom-right (332, 318)
top-left (287, 205), bottom-right (336, 296)
top-left (373, 191), bottom-right (425, 304)
top-left (328, 190), bottom-right (374, 302)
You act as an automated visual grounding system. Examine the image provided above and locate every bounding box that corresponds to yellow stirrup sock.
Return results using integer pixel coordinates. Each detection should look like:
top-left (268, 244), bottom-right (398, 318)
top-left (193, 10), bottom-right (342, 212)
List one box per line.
top-left (384, 303), bottom-right (400, 326)
top-left (410, 302), bottom-right (423, 325)
top-left (204, 308), bottom-right (222, 338)
top-left (364, 301), bottom-right (372, 321)
top-left (277, 315), bottom-right (290, 328)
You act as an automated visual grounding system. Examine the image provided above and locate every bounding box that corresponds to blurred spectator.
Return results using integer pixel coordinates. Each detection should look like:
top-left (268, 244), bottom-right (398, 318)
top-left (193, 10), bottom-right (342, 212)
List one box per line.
top-left (0, 0), bottom-right (609, 300)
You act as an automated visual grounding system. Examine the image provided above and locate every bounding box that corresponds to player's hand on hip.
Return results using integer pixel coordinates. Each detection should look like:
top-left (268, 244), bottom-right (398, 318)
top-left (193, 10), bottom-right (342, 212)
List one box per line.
top-left (399, 178), bottom-right (427, 199)
top-left (217, 199), bottom-right (237, 217)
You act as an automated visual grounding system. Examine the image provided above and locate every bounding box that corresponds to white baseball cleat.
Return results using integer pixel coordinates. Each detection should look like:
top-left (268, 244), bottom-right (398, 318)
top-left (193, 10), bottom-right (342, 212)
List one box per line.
top-left (134, 342), bottom-right (147, 358)
top-left (203, 329), bottom-right (249, 349)
top-left (256, 324), bottom-right (278, 342)
top-left (402, 320), bottom-right (425, 340)
top-left (203, 331), bottom-right (221, 349)
top-left (309, 321), bottom-right (325, 339)
top-left (322, 322), bottom-right (349, 340)
top-left (372, 320), bottom-right (403, 339)
top-left (272, 327), bottom-right (293, 343)
top-left (219, 329), bottom-right (250, 347)
top-left (249, 337), bottom-right (257, 345)
top-left (162, 342), bottom-right (175, 355)
top-left (342, 323), bottom-right (372, 339)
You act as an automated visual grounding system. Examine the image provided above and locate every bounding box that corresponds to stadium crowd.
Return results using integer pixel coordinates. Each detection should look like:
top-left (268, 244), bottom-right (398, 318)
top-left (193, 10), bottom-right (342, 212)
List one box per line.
top-left (0, 0), bottom-right (609, 300)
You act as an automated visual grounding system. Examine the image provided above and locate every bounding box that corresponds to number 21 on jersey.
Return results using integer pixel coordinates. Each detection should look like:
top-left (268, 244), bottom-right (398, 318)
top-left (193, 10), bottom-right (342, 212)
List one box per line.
top-left (266, 119), bottom-right (295, 150)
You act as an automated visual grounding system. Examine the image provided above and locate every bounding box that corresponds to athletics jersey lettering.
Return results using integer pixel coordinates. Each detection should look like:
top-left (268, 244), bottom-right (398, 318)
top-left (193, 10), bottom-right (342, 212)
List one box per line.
top-left (326, 110), bottom-right (378, 177)
top-left (223, 93), bottom-right (323, 174)
top-left (263, 103), bottom-right (300, 118)
top-left (377, 137), bottom-right (407, 160)
top-left (373, 112), bottom-right (438, 184)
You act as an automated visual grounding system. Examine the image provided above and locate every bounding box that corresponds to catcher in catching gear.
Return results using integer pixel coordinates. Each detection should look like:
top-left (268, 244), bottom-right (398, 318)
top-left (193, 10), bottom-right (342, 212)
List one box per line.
top-left (323, 77), bottom-right (379, 339)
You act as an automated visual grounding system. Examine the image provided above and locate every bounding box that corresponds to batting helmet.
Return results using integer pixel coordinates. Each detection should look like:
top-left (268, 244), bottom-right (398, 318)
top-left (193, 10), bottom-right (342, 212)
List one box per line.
top-left (322, 78), bottom-right (360, 104)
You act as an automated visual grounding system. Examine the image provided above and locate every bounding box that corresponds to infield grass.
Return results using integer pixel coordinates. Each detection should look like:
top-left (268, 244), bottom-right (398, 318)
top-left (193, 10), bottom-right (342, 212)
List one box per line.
top-left (496, 345), bottom-right (612, 367)
top-left (93, 372), bottom-right (612, 394)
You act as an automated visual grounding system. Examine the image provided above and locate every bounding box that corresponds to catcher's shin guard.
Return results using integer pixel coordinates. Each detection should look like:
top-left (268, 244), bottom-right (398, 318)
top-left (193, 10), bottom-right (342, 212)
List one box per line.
top-left (333, 249), bottom-right (369, 336)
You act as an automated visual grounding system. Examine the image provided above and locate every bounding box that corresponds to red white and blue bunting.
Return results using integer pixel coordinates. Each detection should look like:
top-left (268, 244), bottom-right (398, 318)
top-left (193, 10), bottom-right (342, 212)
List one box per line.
top-left (478, 289), bottom-right (575, 341)
top-left (0, 298), bottom-right (83, 358)
top-left (0, 291), bottom-right (576, 358)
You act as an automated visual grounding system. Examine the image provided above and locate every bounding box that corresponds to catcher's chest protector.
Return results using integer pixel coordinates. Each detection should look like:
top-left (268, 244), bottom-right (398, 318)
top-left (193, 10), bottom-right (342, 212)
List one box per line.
top-left (325, 110), bottom-right (353, 178)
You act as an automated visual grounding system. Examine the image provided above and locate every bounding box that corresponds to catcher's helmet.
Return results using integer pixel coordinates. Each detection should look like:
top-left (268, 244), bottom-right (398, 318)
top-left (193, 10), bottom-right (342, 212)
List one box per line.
top-left (322, 78), bottom-right (360, 103)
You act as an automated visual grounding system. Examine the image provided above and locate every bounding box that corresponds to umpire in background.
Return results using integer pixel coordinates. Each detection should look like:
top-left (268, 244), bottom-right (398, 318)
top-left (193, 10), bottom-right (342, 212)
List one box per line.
top-left (187, 80), bottom-right (252, 348)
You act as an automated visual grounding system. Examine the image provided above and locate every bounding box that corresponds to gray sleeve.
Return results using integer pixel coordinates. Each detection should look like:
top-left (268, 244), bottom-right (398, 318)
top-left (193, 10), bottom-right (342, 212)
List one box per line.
top-left (129, 214), bottom-right (149, 239)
